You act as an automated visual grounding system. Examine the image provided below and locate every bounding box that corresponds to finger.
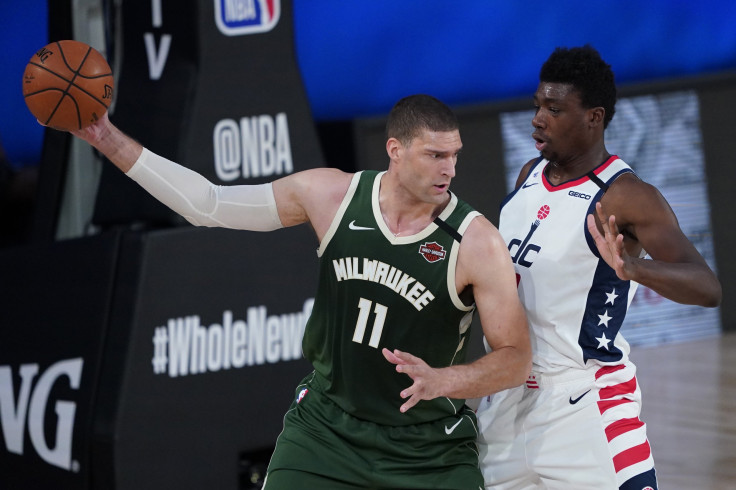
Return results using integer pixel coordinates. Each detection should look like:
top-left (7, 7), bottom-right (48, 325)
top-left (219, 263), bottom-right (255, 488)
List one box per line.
top-left (595, 201), bottom-right (607, 226)
top-left (400, 394), bottom-right (420, 413)
top-left (382, 348), bottom-right (405, 366)
top-left (391, 349), bottom-right (420, 364)
top-left (395, 363), bottom-right (419, 377)
top-left (607, 214), bottom-right (620, 236)
top-left (400, 384), bottom-right (415, 399)
top-left (616, 232), bottom-right (626, 251)
top-left (586, 213), bottom-right (602, 239)
top-left (594, 204), bottom-right (615, 240)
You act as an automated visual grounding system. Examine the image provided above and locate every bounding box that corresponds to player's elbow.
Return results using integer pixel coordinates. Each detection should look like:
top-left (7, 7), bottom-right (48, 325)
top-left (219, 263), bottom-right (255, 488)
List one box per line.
top-left (516, 350), bottom-right (533, 386)
top-left (701, 278), bottom-right (722, 308)
top-left (505, 345), bottom-right (532, 388)
top-left (693, 270), bottom-right (722, 308)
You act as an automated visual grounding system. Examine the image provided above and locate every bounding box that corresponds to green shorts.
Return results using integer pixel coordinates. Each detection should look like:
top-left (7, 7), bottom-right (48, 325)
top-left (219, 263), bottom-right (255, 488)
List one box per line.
top-left (264, 373), bottom-right (483, 490)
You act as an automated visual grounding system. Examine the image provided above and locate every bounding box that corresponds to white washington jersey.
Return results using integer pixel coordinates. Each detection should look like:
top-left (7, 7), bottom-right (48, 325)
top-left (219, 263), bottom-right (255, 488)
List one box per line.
top-left (499, 155), bottom-right (639, 374)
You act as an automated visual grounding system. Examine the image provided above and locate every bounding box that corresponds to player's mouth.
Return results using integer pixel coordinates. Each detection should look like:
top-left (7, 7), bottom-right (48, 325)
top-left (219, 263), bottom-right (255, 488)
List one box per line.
top-left (434, 183), bottom-right (449, 192)
top-left (532, 132), bottom-right (548, 152)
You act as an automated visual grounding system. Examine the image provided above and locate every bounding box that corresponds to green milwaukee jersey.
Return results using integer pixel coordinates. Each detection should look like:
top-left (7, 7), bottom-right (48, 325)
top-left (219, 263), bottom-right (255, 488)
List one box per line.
top-left (302, 170), bottom-right (481, 426)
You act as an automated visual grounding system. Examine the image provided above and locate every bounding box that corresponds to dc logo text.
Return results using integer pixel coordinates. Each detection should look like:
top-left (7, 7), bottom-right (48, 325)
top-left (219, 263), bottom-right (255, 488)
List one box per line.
top-left (508, 205), bottom-right (550, 268)
top-left (508, 220), bottom-right (541, 268)
top-left (0, 358), bottom-right (84, 471)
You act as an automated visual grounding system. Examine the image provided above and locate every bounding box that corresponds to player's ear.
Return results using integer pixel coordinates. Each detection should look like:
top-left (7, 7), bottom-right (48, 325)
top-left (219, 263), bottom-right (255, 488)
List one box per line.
top-left (386, 137), bottom-right (401, 161)
top-left (589, 107), bottom-right (605, 128)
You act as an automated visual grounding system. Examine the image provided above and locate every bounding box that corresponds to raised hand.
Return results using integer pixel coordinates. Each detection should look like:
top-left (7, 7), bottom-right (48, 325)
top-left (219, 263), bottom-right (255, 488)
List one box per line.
top-left (382, 348), bottom-right (445, 413)
top-left (586, 201), bottom-right (632, 280)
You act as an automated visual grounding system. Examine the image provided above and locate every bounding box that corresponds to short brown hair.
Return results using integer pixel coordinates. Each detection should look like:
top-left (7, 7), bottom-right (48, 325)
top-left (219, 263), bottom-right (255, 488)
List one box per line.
top-left (385, 94), bottom-right (459, 145)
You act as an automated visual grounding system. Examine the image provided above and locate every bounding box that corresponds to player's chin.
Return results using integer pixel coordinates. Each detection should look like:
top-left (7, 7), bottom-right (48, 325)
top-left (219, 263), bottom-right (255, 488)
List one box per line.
top-left (426, 191), bottom-right (449, 207)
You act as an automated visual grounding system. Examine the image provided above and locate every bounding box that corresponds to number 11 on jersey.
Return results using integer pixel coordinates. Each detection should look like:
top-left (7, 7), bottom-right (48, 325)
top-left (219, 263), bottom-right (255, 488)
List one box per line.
top-left (352, 298), bottom-right (387, 348)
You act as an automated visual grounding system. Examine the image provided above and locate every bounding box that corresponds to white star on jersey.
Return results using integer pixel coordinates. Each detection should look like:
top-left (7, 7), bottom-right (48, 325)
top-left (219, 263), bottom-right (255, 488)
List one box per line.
top-left (596, 332), bottom-right (612, 350)
top-left (598, 310), bottom-right (613, 327)
top-left (605, 288), bottom-right (619, 305)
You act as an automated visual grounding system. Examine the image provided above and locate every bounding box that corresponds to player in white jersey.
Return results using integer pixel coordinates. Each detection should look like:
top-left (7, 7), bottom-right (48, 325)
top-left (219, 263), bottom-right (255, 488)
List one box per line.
top-left (472, 45), bottom-right (722, 489)
top-left (384, 45), bottom-right (721, 489)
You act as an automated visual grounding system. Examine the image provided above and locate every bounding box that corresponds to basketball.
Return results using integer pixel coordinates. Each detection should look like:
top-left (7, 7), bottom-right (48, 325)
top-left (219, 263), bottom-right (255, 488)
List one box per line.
top-left (22, 40), bottom-right (114, 131)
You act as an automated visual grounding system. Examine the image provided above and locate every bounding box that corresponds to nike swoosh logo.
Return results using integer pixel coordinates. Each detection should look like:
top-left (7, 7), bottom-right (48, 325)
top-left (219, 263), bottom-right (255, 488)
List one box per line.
top-left (444, 418), bottom-right (463, 435)
top-left (348, 220), bottom-right (375, 231)
top-left (569, 389), bottom-right (591, 405)
top-left (522, 182), bottom-right (538, 188)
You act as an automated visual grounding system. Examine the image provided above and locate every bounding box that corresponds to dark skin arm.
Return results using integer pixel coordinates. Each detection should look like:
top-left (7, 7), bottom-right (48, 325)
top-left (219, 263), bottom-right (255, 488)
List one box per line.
top-left (515, 159), bottom-right (537, 189)
top-left (587, 173), bottom-right (721, 307)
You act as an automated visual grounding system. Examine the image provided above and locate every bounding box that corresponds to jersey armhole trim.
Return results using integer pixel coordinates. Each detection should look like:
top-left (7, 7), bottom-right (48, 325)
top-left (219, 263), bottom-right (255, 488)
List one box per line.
top-left (447, 211), bottom-right (482, 311)
top-left (316, 172), bottom-right (363, 257)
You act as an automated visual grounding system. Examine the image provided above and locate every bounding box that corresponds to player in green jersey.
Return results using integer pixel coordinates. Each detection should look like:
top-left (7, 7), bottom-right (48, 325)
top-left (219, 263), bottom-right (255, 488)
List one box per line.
top-left (65, 94), bottom-right (530, 489)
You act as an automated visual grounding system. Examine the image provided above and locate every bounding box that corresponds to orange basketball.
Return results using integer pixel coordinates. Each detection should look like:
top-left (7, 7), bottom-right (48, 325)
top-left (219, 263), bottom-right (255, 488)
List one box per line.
top-left (22, 40), bottom-right (114, 131)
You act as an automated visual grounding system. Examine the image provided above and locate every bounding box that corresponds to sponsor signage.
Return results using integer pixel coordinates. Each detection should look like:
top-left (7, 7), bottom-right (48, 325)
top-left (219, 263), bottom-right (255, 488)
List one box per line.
top-left (0, 231), bottom-right (122, 489)
top-left (0, 358), bottom-right (84, 472)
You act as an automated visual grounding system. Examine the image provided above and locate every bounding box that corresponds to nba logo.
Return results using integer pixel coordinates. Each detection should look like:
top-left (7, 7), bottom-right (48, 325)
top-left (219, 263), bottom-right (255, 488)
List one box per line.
top-left (215, 0), bottom-right (281, 36)
top-left (296, 388), bottom-right (308, 404)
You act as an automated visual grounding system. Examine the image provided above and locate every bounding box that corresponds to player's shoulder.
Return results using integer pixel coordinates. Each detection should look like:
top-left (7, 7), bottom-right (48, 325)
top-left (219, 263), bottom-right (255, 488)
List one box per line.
top-left (520, 157), bottom-right (539, 174)
top-left (455, 215), bottom-right (512, 288)
top-left (460, 214), bottom-right (506, 254)
top-left (602, 170), bottom-right (670, 224)
top-left (605, 171), bottom-right (661, 205)
top-left (288, 166), bottom-right (354, 194)
top-left (300, 166), bottom-right (354, 181)
top-left (514, 157), bottom-right (542, 189)
top-left (274, 167), bottom-right (355, 216)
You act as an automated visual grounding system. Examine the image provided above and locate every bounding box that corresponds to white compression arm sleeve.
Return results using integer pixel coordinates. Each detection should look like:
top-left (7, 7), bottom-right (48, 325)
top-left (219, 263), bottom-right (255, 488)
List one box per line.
top-left (125, 148), bottom-right (284, 231)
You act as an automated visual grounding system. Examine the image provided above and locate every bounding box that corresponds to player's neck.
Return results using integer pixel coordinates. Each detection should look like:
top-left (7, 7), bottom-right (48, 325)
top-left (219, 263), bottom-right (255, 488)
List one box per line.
top-left (546, 147), bottom-right (610, 185)
top-left (379, 192), bottom-right (447, 237)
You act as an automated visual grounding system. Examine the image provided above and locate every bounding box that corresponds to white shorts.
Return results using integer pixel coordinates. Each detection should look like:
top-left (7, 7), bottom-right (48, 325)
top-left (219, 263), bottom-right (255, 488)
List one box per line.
top-left (476, 362), bottom-right (657, 490)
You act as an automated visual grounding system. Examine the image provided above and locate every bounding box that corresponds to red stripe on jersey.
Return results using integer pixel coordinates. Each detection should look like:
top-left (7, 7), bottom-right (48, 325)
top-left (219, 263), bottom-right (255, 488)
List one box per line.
top-left (613, 440), bottom-right (651, 473)
top-left (597, 398), bottom-right (633, 414)
top-left (599, 376), bottom-right (637, 400)
top-left (595, 364), bottom-right (626, 380)
top-left (542, 155), bottom-right (618, 191)
top-left (605, 417), bottom-right (645, 442)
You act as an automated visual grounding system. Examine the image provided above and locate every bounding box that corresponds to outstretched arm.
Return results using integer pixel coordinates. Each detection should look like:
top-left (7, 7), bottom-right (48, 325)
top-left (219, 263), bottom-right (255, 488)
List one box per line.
top-left (64, 113), bottom-right (353, 239)
top-left (587, 176), bottom-right (721, 307)
top-left (383, 216), bottom-right (531, 413)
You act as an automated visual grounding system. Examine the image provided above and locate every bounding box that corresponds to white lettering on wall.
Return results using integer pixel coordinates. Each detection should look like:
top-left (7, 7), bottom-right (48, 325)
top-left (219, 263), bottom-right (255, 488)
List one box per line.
top-left (214, 113), bottom-right (294, 181)
top-left (0, 358), bottom-right (84, 471)
top-left (151, 300), bottom-right (313, 377)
